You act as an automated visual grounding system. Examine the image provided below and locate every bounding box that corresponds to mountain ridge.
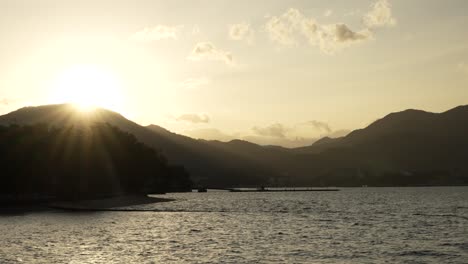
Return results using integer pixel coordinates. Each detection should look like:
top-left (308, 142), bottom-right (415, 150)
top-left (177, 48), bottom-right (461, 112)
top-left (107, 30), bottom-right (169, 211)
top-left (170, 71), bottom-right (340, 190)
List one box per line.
top-left (1, 103), bottom-right (467, 186)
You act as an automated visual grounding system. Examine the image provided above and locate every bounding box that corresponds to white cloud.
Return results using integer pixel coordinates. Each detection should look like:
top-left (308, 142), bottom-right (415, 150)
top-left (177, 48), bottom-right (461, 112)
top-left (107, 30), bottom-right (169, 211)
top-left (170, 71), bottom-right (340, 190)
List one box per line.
top-left (130, 25), bottom-right (183, 42)
top-left (229, 23), bottom-right (255, 44)
top-left (301, 17), bottom-right (319, 44)
top-left (265, 8), bottom-right (371, 54)
top-left (324, 9), bottom-right (333, 17)
top-left (363, 0), bottom-right (396, 28)
top-left (188, 42), bottom-right (233, 65)
top-left (176, 113), bottom-right (210, 124)
top-left (177, 77), bottom-right (210, 90)
top-left (264, 3), bottom-right (397, 54)
top-left (264, 8), bottom-right (306, 46)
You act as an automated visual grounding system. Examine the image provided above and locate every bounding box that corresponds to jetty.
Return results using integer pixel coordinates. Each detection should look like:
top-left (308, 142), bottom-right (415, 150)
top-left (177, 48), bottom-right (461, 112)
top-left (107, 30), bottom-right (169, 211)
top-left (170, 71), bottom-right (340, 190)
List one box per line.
top-left (199, 187), bottom-right (339, 192)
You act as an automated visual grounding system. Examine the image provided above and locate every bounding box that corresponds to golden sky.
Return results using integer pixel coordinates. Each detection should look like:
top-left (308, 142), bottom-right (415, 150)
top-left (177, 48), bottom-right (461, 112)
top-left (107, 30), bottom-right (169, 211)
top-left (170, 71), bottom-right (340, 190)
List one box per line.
top-left (0, 0), bottom-right (467, 147)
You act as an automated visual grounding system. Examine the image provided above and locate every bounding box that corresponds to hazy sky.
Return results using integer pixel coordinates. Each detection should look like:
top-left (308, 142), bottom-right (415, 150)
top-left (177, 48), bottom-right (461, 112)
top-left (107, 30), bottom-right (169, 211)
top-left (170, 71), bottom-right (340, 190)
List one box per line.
top-left (1, 0), bottom-right (467, 147)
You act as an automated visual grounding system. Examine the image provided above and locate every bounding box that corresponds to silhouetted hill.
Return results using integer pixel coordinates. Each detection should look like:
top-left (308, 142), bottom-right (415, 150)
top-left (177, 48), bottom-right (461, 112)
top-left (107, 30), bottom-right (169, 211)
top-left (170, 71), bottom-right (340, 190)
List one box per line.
top-left (145, 124), bottom-right (284, 186)
top-left (292, 136), bottom-right (344, 154)
top-left (291, 106), bottom-right (468, 186)
top-left (0, 123), bottom-right (192, 203)
top-left (0, 104), bottom-right (280, 187)
top-left (312, 136), bottom-right (334, 146)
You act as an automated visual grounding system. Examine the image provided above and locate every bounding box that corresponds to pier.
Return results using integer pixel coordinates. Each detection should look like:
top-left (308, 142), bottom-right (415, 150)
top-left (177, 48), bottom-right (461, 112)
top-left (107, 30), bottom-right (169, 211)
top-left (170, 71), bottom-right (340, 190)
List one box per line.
top-left (198, 187), bottom-right (339, 192)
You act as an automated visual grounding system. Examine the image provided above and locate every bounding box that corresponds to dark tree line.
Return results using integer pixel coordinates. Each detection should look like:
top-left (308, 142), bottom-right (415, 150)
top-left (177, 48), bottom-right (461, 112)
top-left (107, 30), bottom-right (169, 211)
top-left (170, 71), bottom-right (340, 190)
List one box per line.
top-left (0, 123), bottom-right (192, 202)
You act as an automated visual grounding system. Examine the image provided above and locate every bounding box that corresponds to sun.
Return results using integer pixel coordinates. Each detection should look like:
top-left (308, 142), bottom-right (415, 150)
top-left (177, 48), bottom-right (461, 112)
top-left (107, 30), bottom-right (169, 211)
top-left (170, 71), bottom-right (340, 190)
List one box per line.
top-left (50, 64), bottom-right (125, 112)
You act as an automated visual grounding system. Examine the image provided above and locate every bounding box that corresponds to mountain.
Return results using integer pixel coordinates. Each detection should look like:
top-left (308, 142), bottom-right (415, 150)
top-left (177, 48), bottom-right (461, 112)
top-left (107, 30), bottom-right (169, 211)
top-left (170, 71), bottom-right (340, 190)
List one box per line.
top-left (292, 136), bottom-right (345, 154)
top-left (290, 106), bottom-right (468, 186)
top-left (0, 104), bottom-right (282, 187)
top-left (144, 125), bottom-right (294, 186)
top-left (1, 104), bottom-right (467, 187)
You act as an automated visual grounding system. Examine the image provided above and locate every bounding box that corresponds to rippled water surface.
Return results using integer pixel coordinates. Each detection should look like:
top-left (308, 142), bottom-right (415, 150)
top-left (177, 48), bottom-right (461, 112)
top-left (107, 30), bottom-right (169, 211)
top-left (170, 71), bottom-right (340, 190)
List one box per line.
top-left (1, 187), bottom-right (467, 263)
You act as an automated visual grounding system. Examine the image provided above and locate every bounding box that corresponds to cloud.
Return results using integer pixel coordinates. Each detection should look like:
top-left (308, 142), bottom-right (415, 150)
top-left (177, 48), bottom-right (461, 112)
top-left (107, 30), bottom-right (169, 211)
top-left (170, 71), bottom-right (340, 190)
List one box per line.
top-left (252, 123), bottom-right (288, 138)
top-left (265, 2), bottom-right (397, 54)
top-left (327, 129), bottom-right (351, 138)
top-left (229, 23), bottom-right (255, 44)
top-left (185, 127), bottom-right (319, 148)
top-left (265, 8), bottom-right (371, 54)
top-left (344, 9), bottom-right (361, 17)
top-left (181, 121), bottom-right (350, 148)
top-left (317, 24), bottom-right (372, 53)
top-left (363, 0), bottom-right (396, 28)
top-left (250, 120), bottom-right (350, 147)
top-left (301, 18), bottom-right (319, 44)
top-left (188, 42), bottom-right (233, 65)
top-left (184, 128), bottom-right (235, 142)
top-left (130, 25), bottom-right (183, 41)
top-left (0, 98), bottom-right (12, 105)
top-left (192, 25), bottom-right (201, 35)
top-left (458, 62), bottom-right (468, 74)
top-left (242, 135), bottom-right (317, 148)
top-left (264, 8), bottom-right (306, 46)
top-left (253, 121), bottom-right (338, 138)
top-left (333, 24), bottom-right (370, 42)
top-left (175, 114), bottom-right (210, 124)
top-left (324, 9), bottom-right (333, 17)
top-left (303, 120), bottom-right (332, 133)
top-left (177, 77), bottom-right (210, 90)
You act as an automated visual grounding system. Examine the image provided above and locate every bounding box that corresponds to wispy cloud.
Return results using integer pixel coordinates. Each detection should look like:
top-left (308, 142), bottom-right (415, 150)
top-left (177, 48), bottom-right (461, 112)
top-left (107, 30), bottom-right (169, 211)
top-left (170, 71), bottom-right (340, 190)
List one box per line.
top-left (229, 23), bottom-right (255, 44)
top-left (253, 120), bottom-right (349, 139)
top-left (252, 123), bottom-right (288, 138)
top-left (183, 121), bottom-right (350, 148)
top-left (177, 77), bottom-right (210, 90)
top-left (302, 120), bottom-right (332, 133)
top-left (243, 135), bottom-right (317, 148)
top-left (0, 98), bottom-right (13, 106)
top-left (458, 62), bottom-right (468, 74)
top-left (344, 9), bottom-right (361, 17)
top-left (323, 9), bottom-right (333, 17)
top-left (188, 42), bottom-right (233, 65)
top-left (363, 0), bottom-right (396, 28)
top-left (328, 129), bottom-right (351, 138)
top-left (192, 25), bottom-right (201, 36)
top-left (184, 128), bottom-right (235, 142)
top-left (175, 113), bottom-right (210, 124)
top-left (249, 120), bottom-right (350, 147)
top-left (130, 25), bottom-right (183, 41)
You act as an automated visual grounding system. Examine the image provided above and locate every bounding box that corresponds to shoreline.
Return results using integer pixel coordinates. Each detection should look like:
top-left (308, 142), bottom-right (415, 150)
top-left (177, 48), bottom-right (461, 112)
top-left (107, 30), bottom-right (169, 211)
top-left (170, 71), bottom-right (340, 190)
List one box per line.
top-left (49, 195), bottom-right (174, 211)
